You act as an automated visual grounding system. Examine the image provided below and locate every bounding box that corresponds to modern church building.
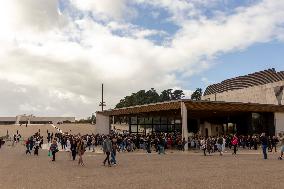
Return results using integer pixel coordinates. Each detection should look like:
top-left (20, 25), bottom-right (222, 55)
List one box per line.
top-left (96, 69), bottom-right (284, 139)
top-left (202, 68), bottom-right (284, 105)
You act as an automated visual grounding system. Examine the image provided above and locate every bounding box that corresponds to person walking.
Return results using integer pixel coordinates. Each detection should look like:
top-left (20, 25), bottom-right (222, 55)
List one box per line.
top-left (70, 140), bottom-right (77, 161)
top-left (34, 139), bottom-right (40, 156)
top-left (158, 137), bottom-right (166, 155)
top-left (231, 134), bottom-right (238, 155)
top-left (260, 133), bottom-right (268, 159)
top-left (217, 136), bottom-right (223, 156)
top-left (25, 139), bottom-right (31, 155)
top-left (102, 136), bottom-right (112, 167)
top-left (200, 137), bottom-right (207, 156)
top-left (77, 139), bottom-right (86, 166)
top-left (278, 133), bottom-right (284, 160)
top-left (91, 137), bottom-right (96, 152)
top-left (271, 136), bottom-right (278, 153)
top-left (206, 137), bottom-right (212, 155)
top-left (222, 136), bottom-right (226, 153)
top-left (49, 140), bottom-right (58, 161)
top-left (146, 137), bottom-right (151, 153)
top-left (253, 136), bottom-right (258, 150)
top-left (110, 141), bottom-right (118, 165)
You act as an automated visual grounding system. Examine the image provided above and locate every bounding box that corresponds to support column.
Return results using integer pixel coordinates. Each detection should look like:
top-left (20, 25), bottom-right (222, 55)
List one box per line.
top-left (128, 117), bottom-right (131, 133)
top-left (181, 102), bottom-right (188, 150)
top-left (275, 112), bottom-right (284, 135)
top-left (95, 113), bottom-right (110, 135)
top-left (112, 116), bottom-right (115, 131)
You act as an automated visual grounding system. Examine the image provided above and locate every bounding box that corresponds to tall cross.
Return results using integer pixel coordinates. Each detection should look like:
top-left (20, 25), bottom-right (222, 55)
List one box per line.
top-left (99, 83), bottom-right (106, 111)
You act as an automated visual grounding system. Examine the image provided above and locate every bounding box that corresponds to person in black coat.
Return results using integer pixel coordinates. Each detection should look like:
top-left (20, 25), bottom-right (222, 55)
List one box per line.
top-left (70, 140), bottom-right (77, 161)
top-left (260, 133), bottom-right (268, 159)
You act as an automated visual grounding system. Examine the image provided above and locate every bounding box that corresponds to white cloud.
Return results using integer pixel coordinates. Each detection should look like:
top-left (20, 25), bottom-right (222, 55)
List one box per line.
top-left (106, 21), bottom-right (167, 39)
top-left (71, 0), bottom-right (137, 20)
top-left (0, 0), bottom-right (283, 117)
top-left (0, 0), bottom-right (67, 33)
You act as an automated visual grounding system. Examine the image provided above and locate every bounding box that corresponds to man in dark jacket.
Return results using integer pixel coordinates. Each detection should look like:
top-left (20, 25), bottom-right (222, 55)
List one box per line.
top-left (103, 136), bottom-right (112, 166)
top-left (260, 133), bottom-right (268, 159)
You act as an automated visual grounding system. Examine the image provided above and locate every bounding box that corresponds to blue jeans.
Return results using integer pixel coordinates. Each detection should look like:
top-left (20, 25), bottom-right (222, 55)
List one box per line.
top-left (262, 145), bottom-right (267, 159)
top-left (158, 145), bottom-right (165, 154)
top-left (120, 143), bottom-right (125, 151)
top-left (110, 151), bottom-right (116, 164)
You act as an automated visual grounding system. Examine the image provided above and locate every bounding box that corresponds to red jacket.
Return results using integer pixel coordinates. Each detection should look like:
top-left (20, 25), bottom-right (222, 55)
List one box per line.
top-left (231, 137), bottom-right (238, 145)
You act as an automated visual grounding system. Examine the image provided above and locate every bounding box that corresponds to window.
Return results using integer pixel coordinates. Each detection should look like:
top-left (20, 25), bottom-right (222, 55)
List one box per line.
top-left (131, 125), bottom-right (138, 133)
top-left (131, 117), bottom-right (137, 124)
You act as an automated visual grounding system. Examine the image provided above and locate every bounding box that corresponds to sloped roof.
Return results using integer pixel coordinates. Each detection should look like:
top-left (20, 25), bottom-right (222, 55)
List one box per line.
top-left (97, 100), bottom-right (284, 116)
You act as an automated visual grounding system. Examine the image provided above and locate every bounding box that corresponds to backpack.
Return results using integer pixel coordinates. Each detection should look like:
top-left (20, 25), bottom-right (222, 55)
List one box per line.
top-left (232, 138), bottom-right (238, 145)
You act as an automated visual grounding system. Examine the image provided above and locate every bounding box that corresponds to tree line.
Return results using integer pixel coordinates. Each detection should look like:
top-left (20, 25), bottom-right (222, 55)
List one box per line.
top-left (115, 88), bottom-right (203, 109)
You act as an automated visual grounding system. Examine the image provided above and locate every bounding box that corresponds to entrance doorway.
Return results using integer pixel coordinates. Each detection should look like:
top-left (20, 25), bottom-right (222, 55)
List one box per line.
top-left (205, 128), bottom-right (208, 137)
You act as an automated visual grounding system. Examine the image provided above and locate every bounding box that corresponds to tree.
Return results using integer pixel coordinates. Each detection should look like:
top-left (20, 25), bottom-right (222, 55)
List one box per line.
top-left (171, 89), bottom-right (185, 100)
top-left (115, 88), bottom-right (185, 108)
top-left (159, 89), bottom-right (172, 102)
top-left (191, 88), bottom-right (202, 101)
top-left (145, 88), bottom-right (160, 104)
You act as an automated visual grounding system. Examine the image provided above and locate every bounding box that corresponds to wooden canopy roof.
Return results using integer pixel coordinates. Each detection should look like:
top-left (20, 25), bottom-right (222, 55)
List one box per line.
top-left (97, 100), bottom-right (284, 116)
top-left (97, 101), bottom-right (180, 116)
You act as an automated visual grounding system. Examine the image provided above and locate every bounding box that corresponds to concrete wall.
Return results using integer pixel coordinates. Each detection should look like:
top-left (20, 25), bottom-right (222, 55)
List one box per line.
top-left (0, 117), bottom-right (16, 122)
top-left (0, 116), bottom-right (75, 124)
top-left (275, 112), bottom-right (284, 135)
top-left (95, 113), bottom-right (110, 135)
top-left (202, 80), bottom-right (284, 105)
top-left (29, 117), bottom-right (75, 123)
top-left (199, 122), bottom-right (223, 136)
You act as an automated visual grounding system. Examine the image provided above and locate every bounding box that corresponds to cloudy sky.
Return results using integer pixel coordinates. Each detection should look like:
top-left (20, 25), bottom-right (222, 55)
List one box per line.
top-left (0, 0), bottom-right (284, 118)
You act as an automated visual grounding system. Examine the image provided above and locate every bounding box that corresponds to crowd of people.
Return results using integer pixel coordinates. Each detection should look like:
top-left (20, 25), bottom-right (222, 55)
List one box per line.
top-left (187, 134), bottom-right (283, 156)
top-left (1, 129), bottom-right (284, 166)
top-left (24, 133), bottom-right (43, 155)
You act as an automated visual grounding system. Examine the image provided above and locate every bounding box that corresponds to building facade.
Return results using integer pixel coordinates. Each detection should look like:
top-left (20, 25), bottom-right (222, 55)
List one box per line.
top-left (202, 68), bottom-right (284, 105)
top-left (96, 69), bottom-right (284, 138)
top-left (96, 100), bottom-right (284, 139)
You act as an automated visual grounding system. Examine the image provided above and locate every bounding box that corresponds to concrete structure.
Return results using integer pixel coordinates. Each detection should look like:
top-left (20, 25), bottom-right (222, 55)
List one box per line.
top-left (203, 80), bottom-right (284, 105)
top-left (275, 112), bottom-right (284, 134)
top-left (96, 113), bottom-right (110, 135)
top-left (0, 115), bottom-right (75, 125)
top-left (202, 69), bottom-right (284, 105)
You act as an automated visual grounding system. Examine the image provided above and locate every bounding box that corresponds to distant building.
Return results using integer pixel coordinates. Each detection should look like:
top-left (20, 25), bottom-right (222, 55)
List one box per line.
top-left (0, 115), bottom-right (75, 125)
top-left (202, 68), bottom-right (284, 105)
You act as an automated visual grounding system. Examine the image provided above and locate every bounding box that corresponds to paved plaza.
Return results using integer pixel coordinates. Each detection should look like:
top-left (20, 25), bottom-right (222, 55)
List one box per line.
top-left (0, 144), bottom-right (283, 189)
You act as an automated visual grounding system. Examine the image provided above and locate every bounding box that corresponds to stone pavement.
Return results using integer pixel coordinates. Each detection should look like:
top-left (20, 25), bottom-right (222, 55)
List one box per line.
top-left (0, 144), bottom-right (283, 189)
